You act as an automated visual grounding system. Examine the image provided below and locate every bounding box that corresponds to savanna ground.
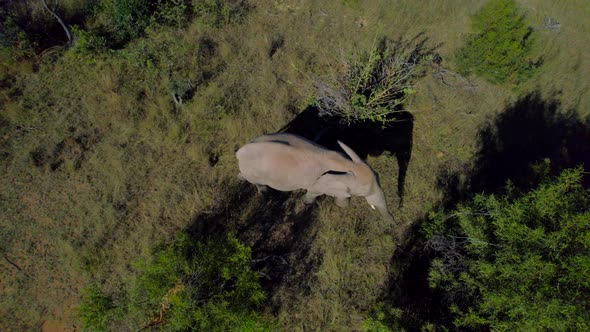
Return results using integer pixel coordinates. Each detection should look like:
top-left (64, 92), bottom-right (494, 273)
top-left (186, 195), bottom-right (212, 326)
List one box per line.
top-left (1, 0), bottom-right (589, 330)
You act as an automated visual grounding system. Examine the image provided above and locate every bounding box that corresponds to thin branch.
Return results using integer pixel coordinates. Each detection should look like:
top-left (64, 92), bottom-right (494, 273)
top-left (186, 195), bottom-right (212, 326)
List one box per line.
top-left (442, 211), bottom-right (491, 222)
top-left (172, 92), bottom-right (183, 106)
top-left (41, 0), bottom-right (72, 45)
top-left (449, 235), bottom-right (503, 247)
top-left (4, 255), bottom-right (23, 271)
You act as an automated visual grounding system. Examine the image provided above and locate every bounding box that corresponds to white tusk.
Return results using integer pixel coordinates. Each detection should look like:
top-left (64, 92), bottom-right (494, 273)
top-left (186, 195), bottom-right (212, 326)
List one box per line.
top-left (370, 204), bottom-right (375, 210)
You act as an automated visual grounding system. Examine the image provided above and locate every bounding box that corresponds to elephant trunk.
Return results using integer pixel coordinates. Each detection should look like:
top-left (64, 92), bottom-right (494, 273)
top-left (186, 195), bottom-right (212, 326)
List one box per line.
top-left (365, 190), bottom-right (394, 222)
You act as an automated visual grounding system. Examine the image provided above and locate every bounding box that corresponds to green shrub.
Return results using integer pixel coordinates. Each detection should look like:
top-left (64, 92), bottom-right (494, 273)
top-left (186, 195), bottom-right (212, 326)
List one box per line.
top-left (193, 0), bottom-right (249, 27)
top-left (78, 286), bottom-right (118, 332)
top-left (456, 0), bottom-right (538, 84)
top-left (70, 26), bottom-right (108, 54)
top-left (362, 302), bottom-right (405, 332)
top-left (94, 0), bottom-right (249, 39)
top-left (314, 36), bottom-right (432, 124)
top-left (97, 0), bottom-right (153, 46)
top-left (153, 0), bottom-right (193, 27)
top-left (80, 233), bottom-right (271, 331)
top-left (424, 167), bottom-right (590, 330)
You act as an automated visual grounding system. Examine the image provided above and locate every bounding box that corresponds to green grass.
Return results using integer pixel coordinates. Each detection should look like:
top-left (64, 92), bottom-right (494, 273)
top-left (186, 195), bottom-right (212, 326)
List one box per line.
top-left (1, 0), bottom-right (589, 330)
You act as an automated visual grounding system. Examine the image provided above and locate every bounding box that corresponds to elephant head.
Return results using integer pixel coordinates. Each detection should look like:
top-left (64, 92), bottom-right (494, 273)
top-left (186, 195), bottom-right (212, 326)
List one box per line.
top-left (236, 133), bottom-right (394, 222)
top-left (305, 140), bottom-right (394, 222)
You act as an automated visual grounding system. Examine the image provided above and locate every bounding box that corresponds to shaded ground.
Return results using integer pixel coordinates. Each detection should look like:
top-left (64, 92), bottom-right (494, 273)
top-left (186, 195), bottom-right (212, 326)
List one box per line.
top-left (441, 91), bottom-right (590, 201)
top-left (187, 181), bottom-right (322, 312)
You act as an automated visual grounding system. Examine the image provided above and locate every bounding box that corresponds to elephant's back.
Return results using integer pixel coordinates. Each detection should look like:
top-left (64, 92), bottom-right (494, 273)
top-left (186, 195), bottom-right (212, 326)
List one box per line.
top-left (236, 141), bottom-right (319, 191)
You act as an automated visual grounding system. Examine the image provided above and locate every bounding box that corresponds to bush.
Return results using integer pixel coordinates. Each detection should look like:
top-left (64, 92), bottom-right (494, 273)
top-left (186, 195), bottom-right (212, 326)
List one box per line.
top-left (81, 0), bottom-right (247, 50)
top-left (79, 233), bottom-right (271, 331)
top-left (70, 26), bottom-right (108, 54)
top-left (314, 35), bottom-right (432, 125)
top-left (362, 303), bottom-right (404, 332)
top-left (423, 167), bottom-right (590, 330)
top-left (153, 0), bottom-right (193, 27)
top-left (78, 286), bottom-right (118, 332)
top-left (456, 0), bottom-right (538, 84)
top-left (96, 0), bottom-right (153, 47)
top-left (192, 0), bottom-right (249, 27)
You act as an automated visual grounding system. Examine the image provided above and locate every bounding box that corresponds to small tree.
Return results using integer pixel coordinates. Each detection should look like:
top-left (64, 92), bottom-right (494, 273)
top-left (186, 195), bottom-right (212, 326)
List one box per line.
top-left (424, 167), bottom-right (590, 330)
top-left (78, 286), bottom-right (118, 331)
top-left (314, 35), bottom-right (432, 125)
top-left (78, 233), bottom-right (271, 331)
top-left (456, 0), bottom-right (538, 84)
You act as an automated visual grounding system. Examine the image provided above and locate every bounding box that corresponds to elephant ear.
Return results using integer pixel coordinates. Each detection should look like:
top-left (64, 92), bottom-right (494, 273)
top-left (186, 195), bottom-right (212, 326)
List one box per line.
top-left (311, 170), bottom-right (355, 197)
top-left (337, 141), bottom-right (363, 163)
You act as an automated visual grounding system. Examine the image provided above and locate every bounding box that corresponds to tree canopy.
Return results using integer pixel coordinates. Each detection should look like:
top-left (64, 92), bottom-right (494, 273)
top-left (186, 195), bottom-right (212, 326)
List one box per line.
top-left (424, 167), bottom-right (590, 330)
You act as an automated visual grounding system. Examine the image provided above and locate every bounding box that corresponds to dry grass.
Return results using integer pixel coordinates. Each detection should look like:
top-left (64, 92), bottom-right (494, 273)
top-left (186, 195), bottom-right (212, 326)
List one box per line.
top-left (1, 0), bottom-right (589, 330)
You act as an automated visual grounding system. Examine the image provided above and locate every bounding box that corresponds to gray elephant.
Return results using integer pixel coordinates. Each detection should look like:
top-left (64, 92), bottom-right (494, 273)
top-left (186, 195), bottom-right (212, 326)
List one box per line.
top-left (236, 133), bottom-right (394, 222)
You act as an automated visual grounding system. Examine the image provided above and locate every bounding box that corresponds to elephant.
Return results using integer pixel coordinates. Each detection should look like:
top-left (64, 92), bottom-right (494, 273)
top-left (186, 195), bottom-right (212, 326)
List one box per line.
top-left (236, 133), bottom-right (394, 222)
top-left (279, 106), bottom-right (413, 208)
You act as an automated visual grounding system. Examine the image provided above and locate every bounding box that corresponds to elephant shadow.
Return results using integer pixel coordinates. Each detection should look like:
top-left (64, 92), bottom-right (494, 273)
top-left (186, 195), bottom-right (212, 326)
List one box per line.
top-left (187, 181), bottom-right (321, 309)
top-left (279, 106), bottom-right (414, 207)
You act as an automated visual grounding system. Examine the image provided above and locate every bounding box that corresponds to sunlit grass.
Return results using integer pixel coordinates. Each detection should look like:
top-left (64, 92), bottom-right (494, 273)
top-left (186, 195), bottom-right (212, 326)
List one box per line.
top-left (1, 0), bottom-right (589, 329)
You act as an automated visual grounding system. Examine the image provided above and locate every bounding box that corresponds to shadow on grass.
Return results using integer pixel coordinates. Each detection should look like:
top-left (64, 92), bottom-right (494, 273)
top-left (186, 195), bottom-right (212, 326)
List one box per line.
top-left (468, 92), bottom-right (589, 192)
top-left (382, 91), bottom-right (590, 329)
top-left (281, 106), bottom-right (414, 207)
top-left (186, 181), bottom-right (321, 311)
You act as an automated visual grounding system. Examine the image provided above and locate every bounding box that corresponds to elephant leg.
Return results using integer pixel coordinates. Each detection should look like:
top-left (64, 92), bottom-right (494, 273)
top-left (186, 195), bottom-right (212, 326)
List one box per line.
top-left (304, 191), bottom-right (320, 204)
top-left (255, 184), bottom-right (268, 193)
top-left (335, 197), bottom-right (350, 208)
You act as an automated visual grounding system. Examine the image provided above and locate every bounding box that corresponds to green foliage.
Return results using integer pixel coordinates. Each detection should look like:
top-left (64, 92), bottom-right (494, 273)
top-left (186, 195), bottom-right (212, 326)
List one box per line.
top-left (314, 36), bottom-right (431, 124)
top-left (70, 26), bottom-right (108, 55)
top-left (97, 0), bottom-right (153, 46)
top-left (456, 0), bottom-right (538, 84)
top-left (77, 286), bottom-right (118, 332)
top-left (114, 30), bottom-right (223, 108)
top-left (193, 0), bottom-right (249, 27)
top-left (3, 0), bottom-right (589, 330)
top-left (153, 0), bottom-right (193, 27)
top-left (89, 0), bottom-right (248, 48)
top-left (424, 168), bottom-right (590, 330)
top-left (362, 303), bottom-right (405, 332)
top-left (80, 233), bottom-right (270, 331)
top-left (0, 14), bottom-right (22, 48)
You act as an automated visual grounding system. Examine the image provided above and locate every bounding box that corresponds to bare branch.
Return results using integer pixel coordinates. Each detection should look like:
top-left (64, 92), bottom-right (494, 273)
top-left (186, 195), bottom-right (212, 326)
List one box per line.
top-left (41, 0), bottom-right (72, 45)
top-left (4, 255), bottom-right (23, 271)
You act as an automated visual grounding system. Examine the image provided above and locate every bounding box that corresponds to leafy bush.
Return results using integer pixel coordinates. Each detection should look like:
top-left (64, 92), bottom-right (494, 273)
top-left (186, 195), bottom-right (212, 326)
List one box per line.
top-left (314, 36), bottom-right (432, 124)
top-left (70, 26), bottom-right (108, 54)
top-left (192, 0), bottom-right (249, 27)
top-left (153, 0), bottom-right (193, 27)
top-left (114, 30), bottom-right (222, 106)
top-left (362, 303), bottom-right (404, 332)
top-left (424, 167), bottom-right (590, 330)
top-left (78, 286), bottom-right (119, 332)
top-left (456, 0), bottom-right (538, 84)
top-left (96, 0), bottom-right (153, 47)
top-left (79, 233), bottom-right (271, 331)
top-left (79, 0), bottom-right (247, 51)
